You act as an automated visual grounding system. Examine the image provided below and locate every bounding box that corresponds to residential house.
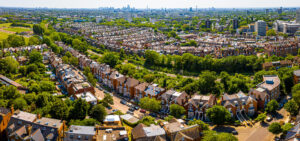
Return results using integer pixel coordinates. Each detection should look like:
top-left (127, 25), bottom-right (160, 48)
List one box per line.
top-left (173, 125), bottom-right (202, 141)
top-left (120, 114), bottom-right (139, 125)
top-left (143, 84), bottom-right (166, 99)
top-left (108, 71), bottom-right (125, 90)
top-left (221, 91), bottom-right (257, 117)
top-left (0, 107), bottom-right (13, 140)
top-left (93, 115), bottom-right (128, 141)
top-left (74, 92), bottom-right (98, 105)
top-left (293, 69), bottom-right (300, 84)
top-left (263, 60), bottom-right (292, 70)
top-left (0, 75), bottom-right (28, 94)
top-left (163, 120), bottom-right (201, 141)
top-left (134, 82), bottom-right (149, 101)
top-left (159, 90), bottom-right (189, 115)
top-left (123, 78), bottom-right (140, 98)
top-left (185, 94), bottom-right (216, 121)
top-left (260, 75), bottom-right (281, 99)
top-left (131, 123), bottom-right (166, 141)
top-left (64, 125), bottom-right (95, 141)
top-left (6, 111), bottom-right (66, 141)
top-left (251, 75), bottom-right (281, 108)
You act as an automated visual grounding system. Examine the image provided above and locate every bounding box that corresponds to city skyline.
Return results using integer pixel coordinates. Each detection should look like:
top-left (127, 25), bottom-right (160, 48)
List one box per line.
top-left (1, 0), bottom-right (300, 9)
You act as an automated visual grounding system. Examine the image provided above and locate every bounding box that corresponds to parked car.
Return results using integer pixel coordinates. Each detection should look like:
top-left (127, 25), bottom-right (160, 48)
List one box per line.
top-left (231, 130), bottom-right (238, 135)
top-left (149, 113), bottom-right (157, 117)
top-left (107, 106), bottom-right (112, 110)
top-left (134, 106), bottom-right (140, 110)
top-left (112, 109), bottom-right (119, 113)
top-left (126, 111), bottom-right (134, 115)
top-left (140, 109), bottom-right (146, 113)
top-left (129, 107), bottom-right (135, 111)
top-left (127, 103), bottom-right (132, 107)
top-left (121, 100), bottom-right (127, 105)
top-left (266, 116), bottom-right (273, 122)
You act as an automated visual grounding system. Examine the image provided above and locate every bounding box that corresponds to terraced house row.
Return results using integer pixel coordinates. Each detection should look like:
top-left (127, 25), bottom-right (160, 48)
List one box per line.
top-left (56, 42), bottom-right (282, 121)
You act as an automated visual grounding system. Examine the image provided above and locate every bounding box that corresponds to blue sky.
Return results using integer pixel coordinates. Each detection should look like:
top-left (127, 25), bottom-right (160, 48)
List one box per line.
top-left (0, 0), bottom-right (300, 9)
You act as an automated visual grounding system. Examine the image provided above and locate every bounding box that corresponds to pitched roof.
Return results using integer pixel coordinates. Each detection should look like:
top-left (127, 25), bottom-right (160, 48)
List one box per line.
top-left (125, 78), bottom-right (139, 87)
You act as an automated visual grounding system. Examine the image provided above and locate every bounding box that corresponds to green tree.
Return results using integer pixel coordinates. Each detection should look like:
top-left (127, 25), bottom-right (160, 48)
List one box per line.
top-left (206, 105), bottom-right (231, 125)
top-left (268, 122), bottom-right (282, 135)
top-left (266, 100), bottom-right (279, 114)
top-left (40, 81), bottom-right (56, 92)
top-left (3, 85), bottom-right (21, 100)
top-left (69, 118), bottom-right (100, 126)
top-left (292, 84), bottom-right (300, 105)
top-left (139, 116), bottom-right (156, 126)
top-left (70, 57), bottom-right (79, 66)
top-left (7, 35), bottom-right (25, 47)
top-left (188, 119), bottom-right (209, 130)
top-left (255, 112), bottom-right (267, 123)
top-left (100, 94), bottom-right (114, 107)
top-left (266, 29), bottom-right (276, 36)
top-left (28, 36), bottom-right (41, 45)
top-left (24, 93), bottom-right (36, 105)
top-left (70, 98), bottom-right (89, 120)
top-left (0, 57), bottom-right (19, 74)
top-left (29, 51), bottom-right (43, 64)
top-left (36, 92), bottom-right (52, 107)
top-left (50, 99), bottom-right (69, 119)
top-left (282, 123), bottom-right (293, 134)
top-left (89, 104), bottom-right (107, 122)
top-left (169, 104), bottom-right (186, 118)
top-left (139, 97), bottom-right (161, 112)
top-left (33, 24), bottom-right (45, 35)
top-left (202, 130), bottom-right (238, 141)
top-left (102, 52), bottom-right (119, 67)
top-left (284, 99), bottom-right (299, 116)
top-left (12, 98), bottom-right (27, 110)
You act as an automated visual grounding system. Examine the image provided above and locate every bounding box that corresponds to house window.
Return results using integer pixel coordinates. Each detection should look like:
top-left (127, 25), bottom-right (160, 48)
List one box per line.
top-left (85, 136), bottom-right (89, 140)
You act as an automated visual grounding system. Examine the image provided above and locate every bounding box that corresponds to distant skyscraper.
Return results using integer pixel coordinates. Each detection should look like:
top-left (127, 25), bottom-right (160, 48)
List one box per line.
top-left (233, 18), bottom-right (239, 29)
top-left (255, 20), bottom-right (267, 36)
top-left (265, 9), bottom-right (270, 14)
top-left (189, 7), bottom-right (193, 12)
top-left (278, 7), bottom-right (283, 14)
top-left (297, 9), bottom-right (300, 23)
top-left (205, 19), bottom-right (212, 29)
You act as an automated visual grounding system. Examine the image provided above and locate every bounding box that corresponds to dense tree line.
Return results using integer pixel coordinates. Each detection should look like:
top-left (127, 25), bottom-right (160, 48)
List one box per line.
top-left (145, 51), bottom-right (263, 74)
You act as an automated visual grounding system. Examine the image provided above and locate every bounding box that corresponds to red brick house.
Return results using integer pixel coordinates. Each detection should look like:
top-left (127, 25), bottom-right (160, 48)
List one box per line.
top-left (184, 94), bottom-right (216, 121)
top-left (221, 91), bottom-right (257, 117)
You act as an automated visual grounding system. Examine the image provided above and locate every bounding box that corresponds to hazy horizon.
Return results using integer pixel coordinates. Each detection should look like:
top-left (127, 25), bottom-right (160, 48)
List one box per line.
top-left (0, 0), bottom-right (300, 9)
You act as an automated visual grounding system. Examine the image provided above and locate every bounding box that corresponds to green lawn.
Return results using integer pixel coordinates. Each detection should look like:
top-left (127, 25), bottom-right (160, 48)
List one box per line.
top-left (5, 27), bottom-right (31, 33)
top-left (0, 31), bottom-right (11, 41)
top-left (0, 23), bottom-right (12, 28)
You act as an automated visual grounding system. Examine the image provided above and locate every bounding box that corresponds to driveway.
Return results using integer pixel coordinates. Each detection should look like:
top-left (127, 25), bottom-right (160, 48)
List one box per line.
top-left (212, 107), bottom-right (289, 141)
